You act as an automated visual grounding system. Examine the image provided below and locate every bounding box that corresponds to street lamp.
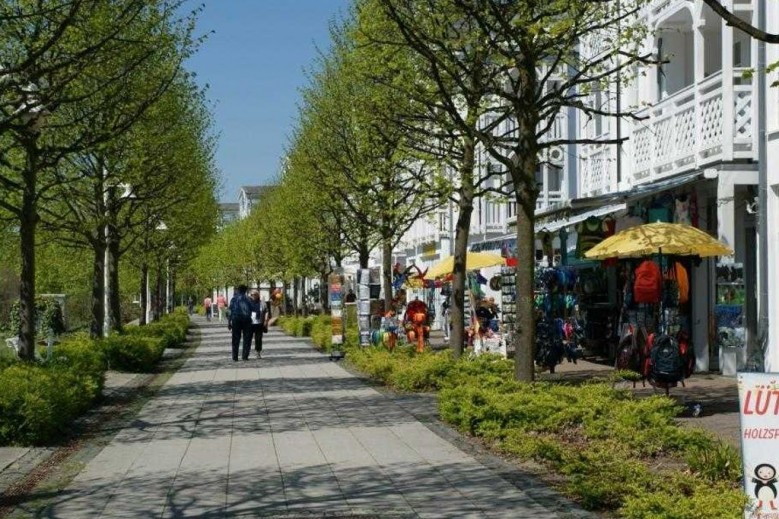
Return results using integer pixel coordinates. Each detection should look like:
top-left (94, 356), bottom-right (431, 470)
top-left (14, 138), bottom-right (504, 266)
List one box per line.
top-left (103, 181), bottom-right (134, 336)
top-left (145, 220), bottom-right (167, 324)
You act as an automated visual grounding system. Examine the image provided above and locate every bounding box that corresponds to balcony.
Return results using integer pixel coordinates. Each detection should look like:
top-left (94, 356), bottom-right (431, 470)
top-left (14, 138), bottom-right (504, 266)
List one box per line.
top-left (580, 70), bottom-right (755, 197)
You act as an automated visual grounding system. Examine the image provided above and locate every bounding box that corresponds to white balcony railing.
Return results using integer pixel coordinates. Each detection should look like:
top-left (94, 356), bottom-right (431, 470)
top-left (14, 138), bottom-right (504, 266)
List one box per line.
top-left (580, 70), bottom-right (755, 197)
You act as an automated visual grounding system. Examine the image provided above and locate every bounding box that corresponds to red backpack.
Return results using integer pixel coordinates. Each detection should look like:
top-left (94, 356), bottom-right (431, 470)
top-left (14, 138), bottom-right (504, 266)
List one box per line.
top-left (633, 260), bottom-right (662, 304)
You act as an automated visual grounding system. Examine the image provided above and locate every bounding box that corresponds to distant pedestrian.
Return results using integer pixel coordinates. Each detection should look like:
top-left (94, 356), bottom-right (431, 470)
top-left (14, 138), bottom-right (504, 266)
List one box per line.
top-left (203, 295), bottom-right (212, 321)
top-left (228, 285), bottom-right (253, 361)
top-left (216, 293), bottom-right (227, 323)
top-left (249, 290), bottom-right (270, 358)
top-left (345, 289), bottom-right (356, 303)
top-left (187, 296), bottom-right (194, 315)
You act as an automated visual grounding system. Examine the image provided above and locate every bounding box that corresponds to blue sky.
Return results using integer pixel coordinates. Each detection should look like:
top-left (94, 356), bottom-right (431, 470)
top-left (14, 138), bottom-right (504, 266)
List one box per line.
top-left (187, 1), bottom-right (352, 202)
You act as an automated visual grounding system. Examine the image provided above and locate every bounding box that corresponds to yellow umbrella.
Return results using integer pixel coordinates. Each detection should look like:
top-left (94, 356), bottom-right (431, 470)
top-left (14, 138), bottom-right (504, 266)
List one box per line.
top-left (584, 222), bottom-right (733, 260)
top-left (424, 251), bottom-right (506, 280)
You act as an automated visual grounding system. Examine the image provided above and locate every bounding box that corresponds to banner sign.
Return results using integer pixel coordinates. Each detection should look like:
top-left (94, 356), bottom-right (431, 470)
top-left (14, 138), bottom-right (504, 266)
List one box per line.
top-left (739, 372), bottom-right (779, 518)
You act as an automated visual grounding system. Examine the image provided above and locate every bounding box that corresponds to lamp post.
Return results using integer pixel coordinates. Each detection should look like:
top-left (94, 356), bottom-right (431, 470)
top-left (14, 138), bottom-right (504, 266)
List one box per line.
top-left (145, 220), bottom-right (167, 324)
top-left (103, 181), bottom-right (134, 336)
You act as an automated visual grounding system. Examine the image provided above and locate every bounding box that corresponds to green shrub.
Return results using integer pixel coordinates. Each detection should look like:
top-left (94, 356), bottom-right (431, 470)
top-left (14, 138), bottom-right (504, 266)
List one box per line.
top-left (501, 429), bottom-right (567, 464)
top-left (0, 362), bottom-right (101, 445)
top-left (619, 472), bottom-right (746, 519)
top-left (684, 438), bottom-right (742, 483)
top-left (558, 440), bottom-right (654, 510)
top-left (101, 335), bottom-right (166, 372)
top-left (51, 335), bottom-right (106, 389)
top-left (122, 310), bottom-right (189, 348)
top-left (310, 316), bottom-right (332, 350)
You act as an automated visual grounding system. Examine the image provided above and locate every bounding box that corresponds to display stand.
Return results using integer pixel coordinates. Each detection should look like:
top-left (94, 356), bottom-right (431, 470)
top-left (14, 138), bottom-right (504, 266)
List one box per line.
top-left (328, 273), bottom-right (345, 360)
top-left (715, 262), bottom-right (745, 376)
top-left (357, 269), bottom-right (372, 346)
top-left (500, 266), bottom-right (516, 354)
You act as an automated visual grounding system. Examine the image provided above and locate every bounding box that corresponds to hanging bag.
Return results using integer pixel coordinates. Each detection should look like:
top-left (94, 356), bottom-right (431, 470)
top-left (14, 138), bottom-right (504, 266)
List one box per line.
top-left (633, 260), bottom-right (662, 304)
top-left (675, 262), bottom-right (689, 305)
top-left (615, 326), bottom-right (641, 373)
top-left (650, 334), bottom-right (684, 384)
top-left (663, 262), bottom-right (680, 308)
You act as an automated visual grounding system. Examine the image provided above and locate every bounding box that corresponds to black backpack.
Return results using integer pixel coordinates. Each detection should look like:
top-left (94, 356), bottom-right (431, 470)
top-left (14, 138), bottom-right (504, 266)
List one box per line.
top-left (650, 334), bottom-right (684, 384)
top-left (230, 294), bottom-right (252, 319)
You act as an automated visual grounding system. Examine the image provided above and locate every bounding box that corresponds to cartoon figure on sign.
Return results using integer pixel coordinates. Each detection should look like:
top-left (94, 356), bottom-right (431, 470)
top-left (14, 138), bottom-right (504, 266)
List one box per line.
top-left (752, 463), bottom-right (778, 511)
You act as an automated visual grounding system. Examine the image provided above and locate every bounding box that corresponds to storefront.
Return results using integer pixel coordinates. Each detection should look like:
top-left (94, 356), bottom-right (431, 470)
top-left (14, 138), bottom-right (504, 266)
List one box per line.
top-left (527, 168), bottom-right (758, 376)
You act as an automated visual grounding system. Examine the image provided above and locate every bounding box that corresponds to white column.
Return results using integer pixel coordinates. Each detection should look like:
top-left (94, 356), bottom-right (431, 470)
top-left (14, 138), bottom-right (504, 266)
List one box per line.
top-left (721, 0), bottom-right (735, 161)
top-left (694, 20), bottom-right (706, 163)
top-left (718, 173), bottom-right (737, 375)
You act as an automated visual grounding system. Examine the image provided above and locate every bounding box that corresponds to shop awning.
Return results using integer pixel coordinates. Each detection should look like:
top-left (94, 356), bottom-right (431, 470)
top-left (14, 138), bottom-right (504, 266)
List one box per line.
top-left (533, 170), bottom-right (705, 234)
top-left (535, 203), bottom-right (627, 234)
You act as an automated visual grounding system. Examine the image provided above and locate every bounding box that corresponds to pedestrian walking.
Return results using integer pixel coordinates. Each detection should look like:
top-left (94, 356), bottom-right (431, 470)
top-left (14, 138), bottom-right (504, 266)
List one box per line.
top-left (249, 290), bottom-right (270, 358)
top-left (216, 293), bottom-right (227, 323)
top-left (227, 285), bottom-right (253, 361)
top-left (187, 296), bottom-right (194, 315)
top-left (203, 295), bottom-right (212, 321)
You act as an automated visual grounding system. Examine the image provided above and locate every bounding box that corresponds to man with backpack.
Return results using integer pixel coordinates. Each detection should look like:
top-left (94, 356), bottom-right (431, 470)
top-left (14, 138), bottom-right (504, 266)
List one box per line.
top-left (228, 285), bottom-right (253, 361)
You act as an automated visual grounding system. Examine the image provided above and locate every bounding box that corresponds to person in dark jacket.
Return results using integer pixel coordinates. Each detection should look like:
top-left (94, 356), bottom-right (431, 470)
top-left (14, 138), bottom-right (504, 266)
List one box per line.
top-left (249, 290), bottom-right (270, 358)
top-left (228, 285), bottom-right (253, 361)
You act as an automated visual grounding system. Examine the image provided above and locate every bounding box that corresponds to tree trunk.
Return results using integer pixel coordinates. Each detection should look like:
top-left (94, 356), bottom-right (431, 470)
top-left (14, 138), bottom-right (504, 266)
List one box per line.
top-left (139, 263), bottom-right (148, 326)
top-left (90, 238), bottom-right (107, 337)
top-left (154, 262), bottom-right (163, 321)
top-left (107, 230), bottom-right (121, 332)
top-left (292, 277), bottom-right (299, 317)
top-left (449, 137), bottom-right (476, 359)
top-left (382, 238), bottom-right (393, 314)
top-left (358, 245), bottom-right (370, 269)
top-left (17, 147), bottom-right (38, 360)
top-left (513, 196), bottom-right (536, 382)
top-left (320, 273), bottom-right (329, 312)
top-left (511, 115), bottom-right (540, 381)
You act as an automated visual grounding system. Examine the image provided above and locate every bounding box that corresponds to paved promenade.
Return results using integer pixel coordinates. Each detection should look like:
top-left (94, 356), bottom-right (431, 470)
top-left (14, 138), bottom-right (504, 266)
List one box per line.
top-left (41, 319), bottom-right (592, 518)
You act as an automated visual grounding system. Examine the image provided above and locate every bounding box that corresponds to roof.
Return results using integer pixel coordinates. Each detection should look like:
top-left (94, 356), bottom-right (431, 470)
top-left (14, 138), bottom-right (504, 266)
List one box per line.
top-left (240, 185), bottom-right (274, 199)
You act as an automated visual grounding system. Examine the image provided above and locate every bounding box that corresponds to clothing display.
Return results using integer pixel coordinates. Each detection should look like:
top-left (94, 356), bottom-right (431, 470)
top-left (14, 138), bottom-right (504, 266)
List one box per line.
top-left (576, 217), bottom-right (606, 257)
top-left (674, 194), bottom-right (692, 225)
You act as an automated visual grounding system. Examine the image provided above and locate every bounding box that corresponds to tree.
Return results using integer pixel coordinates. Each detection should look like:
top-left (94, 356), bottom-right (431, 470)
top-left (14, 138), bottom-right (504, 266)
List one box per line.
top-left (361, 0), bottom-right (513, 357)
top-left (374, 0), bottom-right (654, 380)
top-left (0, 0), bottom-right (197, 358)
top-left (702, 0), bottom-right (778, 43)
top-left (35, 7), bottom-right (205, 337)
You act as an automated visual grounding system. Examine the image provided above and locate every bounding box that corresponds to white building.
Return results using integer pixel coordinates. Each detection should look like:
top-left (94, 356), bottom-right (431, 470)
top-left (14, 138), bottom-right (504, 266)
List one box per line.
top-left (392, 0), bottom-right (777, 374)
top-left (762, 1), bottom-right (779, 370)
top-left (237, 185), bottom-right (273, 219)
top-left (541, 0), bottom-right (767, 374)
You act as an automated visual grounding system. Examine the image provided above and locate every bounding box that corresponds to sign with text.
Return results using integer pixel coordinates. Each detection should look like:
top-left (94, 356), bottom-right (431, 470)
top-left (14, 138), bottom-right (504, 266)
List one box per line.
top-left (739, 372), bottom-right (779, 518)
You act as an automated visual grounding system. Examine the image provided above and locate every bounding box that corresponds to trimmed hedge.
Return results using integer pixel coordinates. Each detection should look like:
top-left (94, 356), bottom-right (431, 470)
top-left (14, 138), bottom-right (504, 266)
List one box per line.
top-left (101, 335), bottom-right (166, 372)
top-left (0, 309), bottom-right (191, 445)
top-left (277, 314), bottom-right (358, 352)
top-left (0, 335), bottom-right (105, 445)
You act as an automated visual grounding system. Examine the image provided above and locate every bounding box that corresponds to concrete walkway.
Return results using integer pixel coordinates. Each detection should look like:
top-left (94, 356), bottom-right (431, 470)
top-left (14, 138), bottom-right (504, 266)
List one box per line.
top-left (41, 318), bottom-right (592, 518)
